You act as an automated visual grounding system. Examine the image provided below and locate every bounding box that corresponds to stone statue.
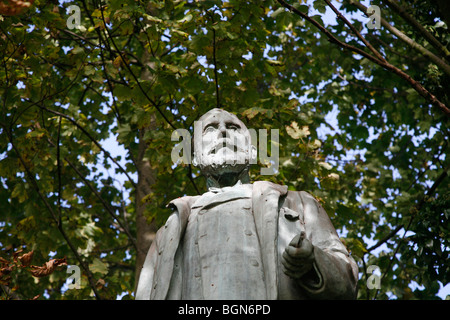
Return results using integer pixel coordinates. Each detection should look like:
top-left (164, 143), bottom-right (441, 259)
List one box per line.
top-left (135, 108), bottom-right (358, 300)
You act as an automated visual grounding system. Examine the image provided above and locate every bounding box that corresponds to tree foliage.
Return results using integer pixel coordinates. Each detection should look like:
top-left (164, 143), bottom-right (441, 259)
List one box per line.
top-left (0, 0), bottom-right (448, 300)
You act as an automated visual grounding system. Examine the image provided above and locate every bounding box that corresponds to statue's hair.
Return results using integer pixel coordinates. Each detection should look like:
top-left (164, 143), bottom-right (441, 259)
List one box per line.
top-left (197, 108), bottom-right (248, 130)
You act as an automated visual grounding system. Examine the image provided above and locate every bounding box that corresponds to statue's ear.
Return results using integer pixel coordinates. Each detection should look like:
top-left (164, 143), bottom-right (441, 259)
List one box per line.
top-left (250, 144), bottom-right (257, 162)
top-left (192, 152), bottom-right (198, 167)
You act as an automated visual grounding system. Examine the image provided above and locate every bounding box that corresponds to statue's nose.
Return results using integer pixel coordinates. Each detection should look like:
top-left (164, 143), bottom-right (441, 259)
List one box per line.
top-left (219, 124), bottom-right (227, 137)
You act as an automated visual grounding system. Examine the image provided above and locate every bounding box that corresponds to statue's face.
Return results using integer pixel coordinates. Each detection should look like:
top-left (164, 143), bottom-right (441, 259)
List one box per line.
top-left (193, 109), bottom-right (255, 174)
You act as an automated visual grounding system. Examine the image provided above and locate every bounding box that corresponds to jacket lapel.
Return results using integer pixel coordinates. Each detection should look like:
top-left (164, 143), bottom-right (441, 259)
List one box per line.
top-left (252, 181), bottom-right (288, 300)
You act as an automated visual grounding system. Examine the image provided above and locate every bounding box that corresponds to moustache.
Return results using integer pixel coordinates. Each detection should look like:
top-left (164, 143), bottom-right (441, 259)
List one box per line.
top-left (207, 139), bottom-right (249, 155)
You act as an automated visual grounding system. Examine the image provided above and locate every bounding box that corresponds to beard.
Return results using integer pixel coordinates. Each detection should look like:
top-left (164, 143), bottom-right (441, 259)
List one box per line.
top-left (196, 148), bottom-right (250, 176)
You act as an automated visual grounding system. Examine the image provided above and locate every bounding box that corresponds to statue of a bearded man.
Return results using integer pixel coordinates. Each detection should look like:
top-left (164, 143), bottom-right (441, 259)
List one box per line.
top-left (135, 108), bottom-right (358, 300)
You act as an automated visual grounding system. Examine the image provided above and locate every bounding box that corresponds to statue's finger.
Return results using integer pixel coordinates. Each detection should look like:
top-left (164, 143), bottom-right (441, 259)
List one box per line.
top-left (282, 251), bottom-right (302, 269)
top-left (285, 243), bottom-right (310, 259)
top-left (282, 250), bottom-right (306, 266)
top-left (282, 261), bottom-right (311, 279)
top-left (283, 267), bottom-right (302, 279)
top-left (288, 231), bottom-right (306, 248)
top-left (282, 261), bottom-right (303, 277)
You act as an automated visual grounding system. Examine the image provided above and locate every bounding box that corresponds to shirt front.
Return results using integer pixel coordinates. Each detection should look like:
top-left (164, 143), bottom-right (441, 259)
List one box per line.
top-left (181, 183), bottom-right (267, 299)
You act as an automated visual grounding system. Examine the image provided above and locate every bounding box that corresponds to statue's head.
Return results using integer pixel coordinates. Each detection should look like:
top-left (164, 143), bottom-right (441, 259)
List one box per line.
top-left (192, 108), bottom-right (257, 184)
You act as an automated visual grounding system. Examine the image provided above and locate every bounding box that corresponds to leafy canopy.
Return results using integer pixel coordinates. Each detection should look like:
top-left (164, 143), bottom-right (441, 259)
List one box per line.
top-left (0, 0), bottom-right (448, 300)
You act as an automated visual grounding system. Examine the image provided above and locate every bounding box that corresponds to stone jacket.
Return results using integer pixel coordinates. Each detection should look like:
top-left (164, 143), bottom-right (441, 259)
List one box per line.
top-left (135, 181), bottom-right (358, 300)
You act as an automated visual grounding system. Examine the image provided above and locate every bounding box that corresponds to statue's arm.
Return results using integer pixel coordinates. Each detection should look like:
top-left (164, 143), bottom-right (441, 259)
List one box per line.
top-left (284, 192), bottom-right (358, 299)
top-left (135, 210), bottom-right (183, 300)
top-left (297, 242), bottom-right (358, 299)
top-left (135, 228), bottom-right (160, 300)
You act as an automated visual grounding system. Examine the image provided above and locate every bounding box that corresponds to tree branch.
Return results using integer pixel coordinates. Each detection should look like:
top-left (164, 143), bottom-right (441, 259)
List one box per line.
top-left (188, 164), bottom-right (200, 194)
top-left (275, 0), bottom-right (450, 116)
top-left (366, 224), bottom-right (403, 253)
top-left (77, 2), bottom-right (122, 123)
top-left (324, 0), bottom-right (386, 62)
top-left (96, 3), bottom-right (177, 130)
top-left (37, 105), bottom-right (137, 189)
top-left (45, 134), bottom-right (138, 251)
top-left (1, 125), bottom-right (103, 300)
top-left (381, 0), bottom-right (450, 60)
top-left (351, 0), bottom-right (450, 77)
top-left (64, 155), bottom-right (138, 251)
top-left (212, 26), bottom-right (220, 108)
top-left (275, 0), bottom-right (385, 66)
top-left (373, 163), bottom-right (449, 299)
top-left (336, 73), bottom-right (406, 96)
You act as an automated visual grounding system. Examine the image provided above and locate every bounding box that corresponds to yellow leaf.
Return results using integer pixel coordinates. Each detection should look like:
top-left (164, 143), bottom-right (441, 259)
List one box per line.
top-left (286, 122), bottom-right (310, 139)
top-left (308, 139), bottom-right (322, 150)
top-left (113, 56), bottom-right (122, 68)
top-left (327, 173), bottom-right (340, 180)
top-left (319, 162), bottom-right (333, 170)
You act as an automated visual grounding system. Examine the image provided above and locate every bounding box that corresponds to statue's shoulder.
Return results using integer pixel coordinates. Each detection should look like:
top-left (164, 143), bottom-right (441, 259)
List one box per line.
top-left (252, 180), bottom-right (288, 194)
top-left (167, 195), bottom-right (201, 211)
top-left (252, 180), bottom-right (317, 200)
top-left (282, 188), bottom-right (323, 213)
top-left (162, 195), bottom-right (201, 231)
top-left (287, 189), bottom-right (317, 201)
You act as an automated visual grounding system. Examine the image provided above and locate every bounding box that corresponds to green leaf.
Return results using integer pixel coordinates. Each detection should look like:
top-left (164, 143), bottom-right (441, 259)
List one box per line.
top-left (342, 237), bottom-right (367, 258)
top-left (90, 258), bottom-right (109, 276)
top-left (313, 1), bottom-right (327, 14)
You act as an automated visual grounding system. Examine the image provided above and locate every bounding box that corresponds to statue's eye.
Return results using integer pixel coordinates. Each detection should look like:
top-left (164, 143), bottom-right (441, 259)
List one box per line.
top-left (226, 123), bottom-right (239, 130)
top-left (204, 124), bottom-right (217, 133)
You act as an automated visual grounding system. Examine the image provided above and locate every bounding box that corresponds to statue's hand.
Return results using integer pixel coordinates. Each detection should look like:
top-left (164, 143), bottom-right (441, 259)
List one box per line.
top-left (282, 231), bottom-right (314, 280)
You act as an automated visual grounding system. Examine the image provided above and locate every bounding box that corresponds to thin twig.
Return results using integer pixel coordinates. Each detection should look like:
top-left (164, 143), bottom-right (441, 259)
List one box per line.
top-left (46, 132), bottom-right (138, 250)
top-left (366, 225), bottom-right (403, 253)
top-left (209, 12), bottom-right (221, 108)
top-left (188, 164), bottom-right (200, 194)
top-left (275, 0), bottom-right (385, 65)
top-left (37, 105), bottom-right (137, 189)
top-left (56, 116), bottom-right (63, 226)
top-left (64, 155), bottom-right (138, 251)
